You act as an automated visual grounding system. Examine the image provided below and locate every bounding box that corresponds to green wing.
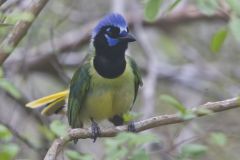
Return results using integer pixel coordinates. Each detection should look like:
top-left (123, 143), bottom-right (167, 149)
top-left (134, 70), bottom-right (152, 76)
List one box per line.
top-left (67, 62), bottom-right (91, 128)
top-left (128, 56), bottom-right (143, 108)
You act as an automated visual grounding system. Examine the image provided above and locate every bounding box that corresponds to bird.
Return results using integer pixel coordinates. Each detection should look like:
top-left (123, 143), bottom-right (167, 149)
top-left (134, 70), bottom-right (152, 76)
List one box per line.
top-left (26, 13), bottom-right (142, 142)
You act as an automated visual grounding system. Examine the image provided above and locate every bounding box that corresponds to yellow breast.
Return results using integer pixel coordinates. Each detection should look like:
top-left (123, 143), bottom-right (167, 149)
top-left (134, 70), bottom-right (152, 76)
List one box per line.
top-left (81, 58), bottom-right (135, 121)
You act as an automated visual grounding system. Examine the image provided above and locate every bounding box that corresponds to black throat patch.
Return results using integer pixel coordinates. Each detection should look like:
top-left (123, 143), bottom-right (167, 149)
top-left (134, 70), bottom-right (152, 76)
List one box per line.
top-left (93, 43), bottom-right (128, 79)
top-left (93, 26), bottom-right (128, 79)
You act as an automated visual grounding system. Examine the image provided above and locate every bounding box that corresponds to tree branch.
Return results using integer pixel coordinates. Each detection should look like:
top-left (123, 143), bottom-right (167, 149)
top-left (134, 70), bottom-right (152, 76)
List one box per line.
top-left (44, 97), bottom-right (240, 160)
top-left (5, 6), bottom-right (229, 70)
top-left (0, 0), bottom-right (7, 6)
top-left (0, 0), bottom-right (49, 65)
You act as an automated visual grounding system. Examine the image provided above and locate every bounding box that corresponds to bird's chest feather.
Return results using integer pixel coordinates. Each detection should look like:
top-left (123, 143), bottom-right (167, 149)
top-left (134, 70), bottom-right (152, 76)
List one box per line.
top-left (84, 60), bottom-right (135, 120)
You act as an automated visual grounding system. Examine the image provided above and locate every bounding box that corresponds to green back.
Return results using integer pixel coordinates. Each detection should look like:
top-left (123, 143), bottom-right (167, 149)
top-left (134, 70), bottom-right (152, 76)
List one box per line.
top-left (67, 60), bottom-right (91, 128)
top-left (128, 56), bottom-right (143, 108)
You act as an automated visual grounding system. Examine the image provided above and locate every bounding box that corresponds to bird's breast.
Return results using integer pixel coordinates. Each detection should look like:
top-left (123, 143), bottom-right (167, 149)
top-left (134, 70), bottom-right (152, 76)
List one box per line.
top-left (82, 58), bottom-right (135, 120)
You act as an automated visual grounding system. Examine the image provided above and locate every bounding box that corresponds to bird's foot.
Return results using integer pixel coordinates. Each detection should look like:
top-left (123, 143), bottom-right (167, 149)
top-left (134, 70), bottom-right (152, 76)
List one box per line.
top-left (109, 115), bottom-right (124, 126)
top-left (127, 121), bottom-right (136, 132)
top-left (91, 119), bottom-right (101, 142)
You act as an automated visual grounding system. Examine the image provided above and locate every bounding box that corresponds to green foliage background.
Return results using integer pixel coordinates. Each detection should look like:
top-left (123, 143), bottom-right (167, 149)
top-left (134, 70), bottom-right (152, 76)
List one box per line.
top-left (1, 0), bottom-right (240, 159)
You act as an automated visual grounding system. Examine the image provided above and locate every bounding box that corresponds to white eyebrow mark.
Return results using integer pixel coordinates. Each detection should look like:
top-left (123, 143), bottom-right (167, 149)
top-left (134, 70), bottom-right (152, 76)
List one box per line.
top-left (119, 26), bottom-right (127, 33)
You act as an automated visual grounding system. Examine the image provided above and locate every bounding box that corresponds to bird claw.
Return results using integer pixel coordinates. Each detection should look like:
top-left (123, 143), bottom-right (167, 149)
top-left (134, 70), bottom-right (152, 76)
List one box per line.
top-left (91, 120), bottom-right (101, 142)
top-left (127, 121), bottom-right (136, 132)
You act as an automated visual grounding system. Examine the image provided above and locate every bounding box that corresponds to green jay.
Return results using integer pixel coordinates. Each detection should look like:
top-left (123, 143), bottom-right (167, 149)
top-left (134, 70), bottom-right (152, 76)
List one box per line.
top-left (26, 13), bottom-right (143, 142)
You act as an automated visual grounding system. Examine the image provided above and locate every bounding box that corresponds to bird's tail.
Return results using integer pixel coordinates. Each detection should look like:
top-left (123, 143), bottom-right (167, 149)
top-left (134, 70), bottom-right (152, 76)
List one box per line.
top-left (26, 90), bottom-right (69, 116)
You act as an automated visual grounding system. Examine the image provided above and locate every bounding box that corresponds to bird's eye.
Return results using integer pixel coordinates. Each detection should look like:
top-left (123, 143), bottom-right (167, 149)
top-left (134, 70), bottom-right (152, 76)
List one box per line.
top-left (106, 27), bottom-right (112, 34)
top-left (106, 27), bottom-right (120, 38)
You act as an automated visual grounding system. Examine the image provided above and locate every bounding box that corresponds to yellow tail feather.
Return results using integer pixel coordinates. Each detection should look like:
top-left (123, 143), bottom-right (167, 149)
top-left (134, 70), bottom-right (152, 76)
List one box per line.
top-left (26, 90), bottom-right (69, 108)
top-left (41, 97), bottom-right (66, 116)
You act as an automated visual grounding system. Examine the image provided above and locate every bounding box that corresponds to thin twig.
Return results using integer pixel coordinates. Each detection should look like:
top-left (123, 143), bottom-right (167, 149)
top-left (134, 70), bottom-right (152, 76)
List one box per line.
top-left (5, 6), bottom-right (229, 68)
top-left (0, 0), bottom-right (49, 64)
top-left (44, 97), bottom-right (240, 160)
top-left (0, 120), bottom-right (41, 153)
top-left (0, 0), bottom-right (7, 7)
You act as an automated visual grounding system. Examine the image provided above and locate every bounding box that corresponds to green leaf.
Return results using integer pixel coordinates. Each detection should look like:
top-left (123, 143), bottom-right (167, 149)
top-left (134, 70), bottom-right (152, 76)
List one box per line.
top-left (160, 95), bottom-right (186, 114)
top-left (144, 0), bottom-right (163, 22)
top-left (166, 0), bottom-right (182, 12)
top-left (115, 132), bottom-right (157, 146)
top-left (180, 111), bottom-right (196, 120)
top-left (65, 150), bottom-right (93, 160)
top-left (0, 79), bottom-right (21, 99)
top-left (0, 143), bottom-right (19, 160)
top-left (50, 120), bottom-right (67, 137)
top-left (0, 124), bottom-right (12, 141)
top-left (229, 16), bottom-right (240, 42)
top-left (226, 0), bottom-right (240, 16)
top-left (106, 147), bottom-right (128, 160)
top-left (194, 108), bottom-right (213, 115)
top-left (5, 11), bottom-right (34, 24)
top-left (0, 43), bottom-right (14, 54)
top-left (0, 67), bottom-right (3, 77)
top-left (105, 132), bottom-right (157, 160)
top-left (66, 150), bottom-right (81, 160)
top-left (123, 112), bottom-right (141, 122)
top-left (38, 125), bottom-right (55, 141)
top-left (131, 133), bottom-right (157, 146)
top-left (131, 148), bottom-right (149, 160)
top-left (181, 144), bottom-right (208, 158)
top-left (209, 132), bottom-right (227, 147)
top-left (210, 27), bottom-right (228, 53)
top-left (196, 0), bottom-right (219, 16)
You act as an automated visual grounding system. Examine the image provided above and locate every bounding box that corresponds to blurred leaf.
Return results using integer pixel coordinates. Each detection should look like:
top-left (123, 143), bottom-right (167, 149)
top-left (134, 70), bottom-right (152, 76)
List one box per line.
top-left (196, 0), bottom-right (219, 15)
top-left (0, 43), bottom-right (14, 53)
top-left (180, 111), bottom-right (196, 120)
top-left (115, 132), bottom-right (157, 146)
top-left (0, 79), bottom-right (22, 99)
top-left (210, 27), bottom-right (228, 53)
top-left (229, 16), bottom-right (240, 42)
top-left (209, 132), bottom-right (227, 147)
top-left (0, 143), bottom-right (19, 160)
top-left (38, 125), bottom-right (55, 141)
top-left (0, 23), bottom-right (12, 27)
top-left (227, 0), bottom-right (240, 16)
top-left (0, 124), bottom-right (12, 141)
top-left (123, 112), bottom-right (141, 122)
top-left (195, 108), bottom-right (213, 115)
top-left (65, 150), bottom-right (93, 160)
top-left (181, 143), bottom-right (208, 158)
top-left (130, 133), bottom-right (157, 146)
top-left (50, 120), bottom-right (67, 137)
top-left (5, 11), bottom-right (34, 24)
top-left (0, 67), bottom-right (3, 77)
top-left (105, 132), bottom-right (157, 160)
top-left (144, 0), bottom-right (163, 22)
top-left (131, 148), bottom-right (149, 160)
top-left (160, 95), bottom-right (186, 114)
top-left (166, 0), bottom-right (182, 12)
top-left (106, 147), bottom-right (128, 160)
top-left (0, 27), bottom-right (9, 37)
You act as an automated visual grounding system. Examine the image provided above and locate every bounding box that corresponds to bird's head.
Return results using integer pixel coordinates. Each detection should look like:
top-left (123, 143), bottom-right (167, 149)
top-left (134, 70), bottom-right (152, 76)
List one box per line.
top-left (92, 13), bottom-right (135, 51)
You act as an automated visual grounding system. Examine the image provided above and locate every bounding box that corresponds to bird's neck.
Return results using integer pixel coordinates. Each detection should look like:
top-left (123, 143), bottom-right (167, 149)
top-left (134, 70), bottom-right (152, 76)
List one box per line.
top-left (93, 45), bottom-right (127, 79)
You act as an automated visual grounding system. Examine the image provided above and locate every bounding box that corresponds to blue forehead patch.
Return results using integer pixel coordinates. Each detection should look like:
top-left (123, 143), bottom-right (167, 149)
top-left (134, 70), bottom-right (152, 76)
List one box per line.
top-left (92, 13), bottom-right (127, 38)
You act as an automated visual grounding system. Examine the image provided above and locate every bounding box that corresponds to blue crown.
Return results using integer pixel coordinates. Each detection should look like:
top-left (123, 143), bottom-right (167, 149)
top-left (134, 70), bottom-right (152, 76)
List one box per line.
top-left (92, 13), bottom-right (127, 38)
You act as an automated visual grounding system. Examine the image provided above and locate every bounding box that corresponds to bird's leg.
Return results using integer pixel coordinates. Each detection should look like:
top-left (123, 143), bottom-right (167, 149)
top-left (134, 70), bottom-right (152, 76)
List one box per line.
top-left (90, 118), bottom-right (101, 142)
top-left (109, 115), bottom-right (124, 126)
top-left (109, 115), bottom-right (136, 132)
top-left (127, 121), bottom-right (136, 132)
